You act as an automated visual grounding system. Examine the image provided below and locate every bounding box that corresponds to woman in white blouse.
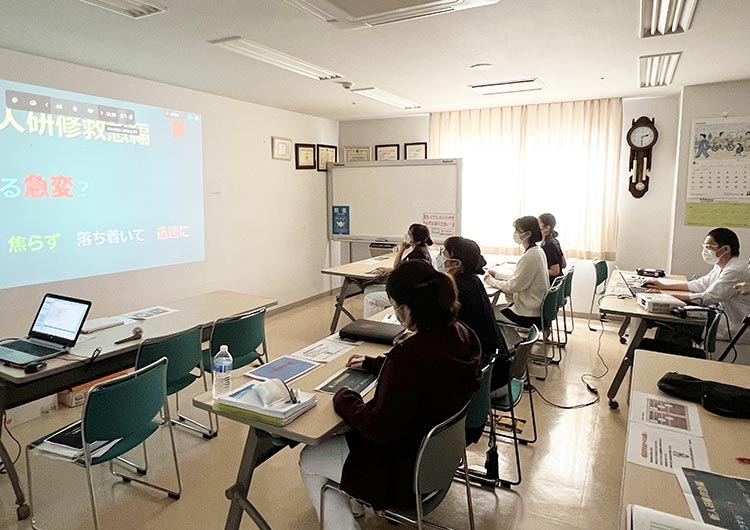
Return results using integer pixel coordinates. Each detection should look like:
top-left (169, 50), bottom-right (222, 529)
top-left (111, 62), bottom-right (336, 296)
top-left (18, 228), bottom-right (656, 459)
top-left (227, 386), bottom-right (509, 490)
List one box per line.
top-left (485, 216), bottom-right (550, 331)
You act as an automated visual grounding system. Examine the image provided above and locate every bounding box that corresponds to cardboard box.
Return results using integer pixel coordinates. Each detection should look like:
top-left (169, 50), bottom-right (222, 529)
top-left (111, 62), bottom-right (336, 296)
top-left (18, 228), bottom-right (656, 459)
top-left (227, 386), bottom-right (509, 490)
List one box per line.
top-left (57, 370), bottom-right (130, 408)
top-left (4, 395), bottom-right (58, 428)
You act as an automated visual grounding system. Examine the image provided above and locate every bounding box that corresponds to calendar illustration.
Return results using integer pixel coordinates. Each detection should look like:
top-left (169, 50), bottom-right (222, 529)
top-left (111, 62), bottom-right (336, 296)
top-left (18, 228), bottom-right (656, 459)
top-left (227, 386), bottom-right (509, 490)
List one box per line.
top-left (687, 117), bottom-right (750, 202)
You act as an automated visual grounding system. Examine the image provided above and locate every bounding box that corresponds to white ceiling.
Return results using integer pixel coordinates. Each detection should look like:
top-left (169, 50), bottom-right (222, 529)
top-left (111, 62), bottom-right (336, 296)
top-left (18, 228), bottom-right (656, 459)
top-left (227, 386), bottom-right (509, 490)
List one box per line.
top-left (0, 0), bottom-right (748, 121)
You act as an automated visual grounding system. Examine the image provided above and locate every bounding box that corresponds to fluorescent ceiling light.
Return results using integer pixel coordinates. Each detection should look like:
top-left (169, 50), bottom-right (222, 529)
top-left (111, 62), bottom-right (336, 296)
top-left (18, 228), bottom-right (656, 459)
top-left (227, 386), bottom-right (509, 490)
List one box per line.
top-left (639, 53), bottom-right (681, 87)
top-left (640, 0), bottom-right (699, 37)
top-left (209, 37), bottom-right (342, 81)
top-left (468, 78), bottom-right (543, 95)
top-left (76, 0), bottom-right (166, 19)
top-left (285, 0), bottom-right (501, 28)
top-left (350, 87), bottom-right (422, 110)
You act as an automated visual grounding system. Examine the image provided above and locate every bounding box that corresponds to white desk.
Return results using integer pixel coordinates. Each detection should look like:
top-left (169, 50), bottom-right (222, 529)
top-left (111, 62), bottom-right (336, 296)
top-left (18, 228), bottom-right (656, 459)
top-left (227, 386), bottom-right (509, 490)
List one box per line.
top-left (619, 350), bottom-right (750, 528)
top-left (193, 312), bottom-right (394, 530)
top-left (599, 272), bottom-right (703, 409)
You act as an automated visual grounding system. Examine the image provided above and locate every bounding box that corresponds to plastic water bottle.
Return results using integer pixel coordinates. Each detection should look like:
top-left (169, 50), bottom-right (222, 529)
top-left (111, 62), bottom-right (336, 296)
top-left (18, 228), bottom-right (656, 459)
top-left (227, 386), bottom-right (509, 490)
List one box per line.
top-left (212, 345), bottom-right (233, 398)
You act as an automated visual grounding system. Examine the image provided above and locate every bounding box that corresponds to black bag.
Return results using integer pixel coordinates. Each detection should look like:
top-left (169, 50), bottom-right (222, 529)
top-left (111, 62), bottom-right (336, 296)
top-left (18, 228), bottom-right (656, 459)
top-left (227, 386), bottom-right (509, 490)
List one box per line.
top-left (657, 372), bottom-right (750, 419)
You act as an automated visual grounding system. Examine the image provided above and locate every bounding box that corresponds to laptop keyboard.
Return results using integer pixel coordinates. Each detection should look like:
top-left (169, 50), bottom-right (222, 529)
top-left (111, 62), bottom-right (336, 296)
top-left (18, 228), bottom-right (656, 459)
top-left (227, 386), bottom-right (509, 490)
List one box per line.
top-left (2, 340), bottom-right (59, 357)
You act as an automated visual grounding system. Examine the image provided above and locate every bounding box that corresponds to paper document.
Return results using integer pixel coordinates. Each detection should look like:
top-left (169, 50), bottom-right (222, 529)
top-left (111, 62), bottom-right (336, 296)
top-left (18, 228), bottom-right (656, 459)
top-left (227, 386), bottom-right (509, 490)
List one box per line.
top-left (360, 256), bottom-right (389, 265)
top-left (628, 504), bottom-right (722, 530)
top-left (290, 334), bottom-right (359, 363)
top-left (245, 356), bottom-right (319, 383)
top-left (629, 392), bottom-right (703, 436)
top-left (122, 306), bottom-right (177, 320)
top-left (381, 313), bottom-right (399, 324)
top-left (626, 424), bottom-right (709, 474)
top-left (677, 468), bottom-right (750, 529)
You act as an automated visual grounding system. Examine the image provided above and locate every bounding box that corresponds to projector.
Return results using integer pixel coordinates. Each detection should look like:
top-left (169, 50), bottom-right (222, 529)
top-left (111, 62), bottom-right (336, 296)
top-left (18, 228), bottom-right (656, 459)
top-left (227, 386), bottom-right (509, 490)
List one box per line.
top-left (636, 293), bottom-right (685, 314)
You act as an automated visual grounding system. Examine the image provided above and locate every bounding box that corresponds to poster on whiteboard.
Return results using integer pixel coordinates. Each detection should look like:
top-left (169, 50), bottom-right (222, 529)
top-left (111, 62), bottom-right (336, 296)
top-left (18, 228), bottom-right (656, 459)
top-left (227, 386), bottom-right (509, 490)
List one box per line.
top-left (423, 212), bottom-right (455, 237)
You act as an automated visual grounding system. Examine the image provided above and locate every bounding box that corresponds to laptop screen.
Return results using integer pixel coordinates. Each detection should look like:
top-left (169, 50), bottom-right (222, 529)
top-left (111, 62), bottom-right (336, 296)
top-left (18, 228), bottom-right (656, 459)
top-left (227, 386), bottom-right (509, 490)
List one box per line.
top-left (28, 294), bottom-right (92, 346)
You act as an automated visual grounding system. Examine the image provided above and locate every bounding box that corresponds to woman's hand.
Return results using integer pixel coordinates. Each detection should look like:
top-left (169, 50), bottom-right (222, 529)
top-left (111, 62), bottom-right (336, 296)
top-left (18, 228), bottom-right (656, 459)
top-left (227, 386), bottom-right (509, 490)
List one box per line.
top-left (368, 266), bottom-right (391, 277)
top-left (487, 269), bottom-right (499, 279)
top-left (735, 282), bottom-right (750, 295)
top-left (346, 354), bottom-right (365, 369)
top-left (398, 240), bottom-right (411, 252)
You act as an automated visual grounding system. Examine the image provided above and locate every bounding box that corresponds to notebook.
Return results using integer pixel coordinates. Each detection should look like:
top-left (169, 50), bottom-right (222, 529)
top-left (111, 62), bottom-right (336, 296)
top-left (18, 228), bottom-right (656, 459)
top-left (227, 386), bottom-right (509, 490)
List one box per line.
top-left (339, 319), bottom-right (406, 345)
top-left (0, 294), bottom-right (91, 366)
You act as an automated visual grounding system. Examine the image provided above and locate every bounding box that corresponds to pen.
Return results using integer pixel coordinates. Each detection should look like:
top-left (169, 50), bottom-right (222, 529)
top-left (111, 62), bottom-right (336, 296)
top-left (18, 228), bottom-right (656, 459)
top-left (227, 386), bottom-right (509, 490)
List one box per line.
top-left (737, 457), bottom-right (750, 464)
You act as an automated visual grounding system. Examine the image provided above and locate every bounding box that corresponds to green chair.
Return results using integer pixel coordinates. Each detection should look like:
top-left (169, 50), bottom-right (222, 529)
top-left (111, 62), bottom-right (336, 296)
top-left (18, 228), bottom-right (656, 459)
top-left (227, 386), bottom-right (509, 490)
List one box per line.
top-left (488, 325), bottom-right (539, 488)
top-left (588, 260), bottom-right (609, 331)
top-left (560, 266), bottom-right (575, 335)
top-left (320, 401), bottom-right (476, 530)
top-left (202, 308), bottom-right (268, 373)
top-left (461, 356), bottom-right (498, 487)
top-left (26, 358), bottom-right (182, 530)
top-left (137, 325), bottom-right (216, 439)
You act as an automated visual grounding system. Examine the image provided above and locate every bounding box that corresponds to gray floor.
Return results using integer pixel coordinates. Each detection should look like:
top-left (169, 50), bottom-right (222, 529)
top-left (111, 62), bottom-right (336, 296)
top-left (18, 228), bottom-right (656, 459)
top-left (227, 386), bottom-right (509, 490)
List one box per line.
top-left (1, 293), bottom-right (739, 530)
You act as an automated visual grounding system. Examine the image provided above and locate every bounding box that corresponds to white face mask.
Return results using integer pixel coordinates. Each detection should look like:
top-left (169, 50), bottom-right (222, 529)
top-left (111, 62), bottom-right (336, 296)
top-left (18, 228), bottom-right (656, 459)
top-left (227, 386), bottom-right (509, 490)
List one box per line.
top-left (404, 232), bottom-right (411, 242)
top-left (513, 231), bottom-right (529, 245)
top-left (433, 253), bottom-right (447, 271)
top-left (702, 246), bottom-right (720, 265)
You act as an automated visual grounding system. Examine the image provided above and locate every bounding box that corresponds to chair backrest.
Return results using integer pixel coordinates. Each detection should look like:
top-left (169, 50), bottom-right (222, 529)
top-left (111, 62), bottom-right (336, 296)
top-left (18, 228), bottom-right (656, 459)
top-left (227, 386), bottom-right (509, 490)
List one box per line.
top-left (209, 308), bottom-right (266, 367)
top-left (541, 282), bottom-right (564, 330)
top-left (136, 325), bottom-right (203, 387)
top-left (414, 401), bottom-right (470, 496)
top-left (82, 357), bottom-right (167, 443)
top-left (510, 325), bottom-right (538, 380)
top-left (465, 357), bottom-right (494, 433)
top-left (562, 266), bottom-right (575, 299)
top-left (703, 308), bottom-right (722, 354)
top-left (593, 260), bottom-right (608, 289)
top-left (551, 275), bottom-right (566, 310)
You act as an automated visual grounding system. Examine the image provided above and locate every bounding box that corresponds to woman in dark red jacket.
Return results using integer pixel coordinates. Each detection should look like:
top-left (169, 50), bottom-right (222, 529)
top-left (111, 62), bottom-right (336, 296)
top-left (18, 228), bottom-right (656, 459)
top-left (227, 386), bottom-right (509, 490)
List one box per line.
top-left (299, 260), bottom-right (482, 529)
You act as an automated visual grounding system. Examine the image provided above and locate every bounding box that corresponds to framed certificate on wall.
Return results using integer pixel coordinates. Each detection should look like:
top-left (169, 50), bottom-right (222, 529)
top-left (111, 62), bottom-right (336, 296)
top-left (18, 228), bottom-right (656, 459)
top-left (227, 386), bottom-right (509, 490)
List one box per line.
top-left (344, 146), bottom-right (371, 162)
top-left (404, 142), bottom-right (427, 160)
top-left (375, 144), bottom-right (399, 161)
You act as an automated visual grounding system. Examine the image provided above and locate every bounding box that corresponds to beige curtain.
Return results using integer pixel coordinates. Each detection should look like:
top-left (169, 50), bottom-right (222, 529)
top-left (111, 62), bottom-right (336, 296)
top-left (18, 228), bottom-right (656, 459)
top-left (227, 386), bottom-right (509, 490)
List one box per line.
top-left (429, 98), bottom-right (622, 260)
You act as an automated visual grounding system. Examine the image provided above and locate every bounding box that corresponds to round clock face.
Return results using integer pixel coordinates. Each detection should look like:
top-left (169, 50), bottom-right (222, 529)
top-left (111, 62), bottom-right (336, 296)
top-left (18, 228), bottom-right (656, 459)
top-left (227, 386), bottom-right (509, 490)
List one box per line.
top-left (629, 125), bottom-right (656, 149)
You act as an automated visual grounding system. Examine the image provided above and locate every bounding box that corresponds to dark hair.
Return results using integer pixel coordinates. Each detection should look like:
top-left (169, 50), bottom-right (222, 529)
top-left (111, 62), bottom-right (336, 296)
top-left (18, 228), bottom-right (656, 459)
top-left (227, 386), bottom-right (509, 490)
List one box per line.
top-left (513, 216), bottom-right (543, 246)
top-left (386, 260), bottom-right (458, 331)
top-left (707, 227), bottom-right (740, 257)
top-left (443, 236), bottom-right (486, 275)
top-left (539, 213), bottom-right (559, 238)
top-left (408, 223), bottom-right (433, 247)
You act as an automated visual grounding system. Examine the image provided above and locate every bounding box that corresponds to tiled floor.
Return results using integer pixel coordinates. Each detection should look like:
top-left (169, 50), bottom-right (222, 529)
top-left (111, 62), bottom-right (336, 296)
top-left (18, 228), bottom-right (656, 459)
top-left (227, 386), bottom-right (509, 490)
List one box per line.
top-left (0, 295), bottom-right (661, 530)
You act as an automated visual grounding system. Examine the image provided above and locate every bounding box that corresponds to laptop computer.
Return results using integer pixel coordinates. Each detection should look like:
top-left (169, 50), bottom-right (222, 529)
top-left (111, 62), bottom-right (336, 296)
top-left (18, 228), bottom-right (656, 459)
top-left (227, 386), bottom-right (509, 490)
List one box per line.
top-left (0, 294), bottom-right (91, 366)
top-left (615, 267), bottom-right (648, 297)
top-left (339, 319), bottom-right (406, 345)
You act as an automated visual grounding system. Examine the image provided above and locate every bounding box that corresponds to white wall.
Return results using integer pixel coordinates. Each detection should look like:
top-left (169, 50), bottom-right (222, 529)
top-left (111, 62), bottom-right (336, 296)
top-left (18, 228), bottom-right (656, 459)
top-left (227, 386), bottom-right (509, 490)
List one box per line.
top-left (671, 79), bottom-right (750, 276)
top-left (616, 96), bottom-right (680, 271)
top-left (0, 48), bottom-right (339, 339)
top-left (339, 115), bottom-right (430, 156)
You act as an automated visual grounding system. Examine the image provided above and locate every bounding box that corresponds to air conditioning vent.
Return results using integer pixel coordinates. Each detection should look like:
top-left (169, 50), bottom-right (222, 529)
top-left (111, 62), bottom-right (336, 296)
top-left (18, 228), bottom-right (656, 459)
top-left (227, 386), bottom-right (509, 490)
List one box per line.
top-left (285, 0), bottom-right (501, 28)
top-left (77, 0), bottom-right (166, 19)
top-left (639, 53), bottom-right (681, 87)
top-left (468, 79), bottom-right (544, 95)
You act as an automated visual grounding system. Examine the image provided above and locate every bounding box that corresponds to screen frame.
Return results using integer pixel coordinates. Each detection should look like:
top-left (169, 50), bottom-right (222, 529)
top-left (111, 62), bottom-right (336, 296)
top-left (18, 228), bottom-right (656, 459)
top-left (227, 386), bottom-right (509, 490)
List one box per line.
top-left (27, 293), bottom-right (92, 347)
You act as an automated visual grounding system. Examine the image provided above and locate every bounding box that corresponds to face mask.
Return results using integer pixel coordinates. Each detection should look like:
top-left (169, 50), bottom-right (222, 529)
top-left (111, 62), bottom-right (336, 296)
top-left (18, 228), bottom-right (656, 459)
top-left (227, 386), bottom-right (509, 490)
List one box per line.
top-left (702, 246), bottom-right (720, 265)
top-left (404, 232), bottom-right (411, 242)
top-left (433, 253), bottom-right (447, 271)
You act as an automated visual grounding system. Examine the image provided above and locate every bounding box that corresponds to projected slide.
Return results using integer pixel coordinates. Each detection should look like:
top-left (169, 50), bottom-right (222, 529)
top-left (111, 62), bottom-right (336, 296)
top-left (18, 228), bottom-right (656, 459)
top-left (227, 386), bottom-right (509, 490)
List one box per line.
top-left (0, 79), bottom-right (204, 289)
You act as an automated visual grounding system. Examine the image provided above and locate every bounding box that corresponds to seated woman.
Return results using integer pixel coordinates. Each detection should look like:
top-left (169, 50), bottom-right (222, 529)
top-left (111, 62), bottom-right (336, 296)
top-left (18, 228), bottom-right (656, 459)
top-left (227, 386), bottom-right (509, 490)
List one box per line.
top-left (362, 223), bottom-right (433, 318)
top-left (300, 261), bottom-right (481, 529)
top-left (439, 236), bottom-right (511, 395)
top-left (538, 212), bottom-right (566, 282)
top-left (485, 216), bottom-right (549, 336)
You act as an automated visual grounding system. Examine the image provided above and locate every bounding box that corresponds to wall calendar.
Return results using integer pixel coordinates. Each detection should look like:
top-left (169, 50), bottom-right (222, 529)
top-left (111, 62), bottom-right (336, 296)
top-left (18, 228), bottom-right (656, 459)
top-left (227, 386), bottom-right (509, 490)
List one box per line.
top-left (686, 117), bottom-right (750, 227)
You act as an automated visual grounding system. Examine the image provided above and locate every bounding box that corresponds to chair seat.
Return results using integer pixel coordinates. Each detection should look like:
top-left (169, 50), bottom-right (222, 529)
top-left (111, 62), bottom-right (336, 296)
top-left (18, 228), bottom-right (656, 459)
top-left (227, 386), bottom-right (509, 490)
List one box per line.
top-left (386, 488), bottom-right (450, 520)
top-left (201, 348), bottom-right (262, 373)
top-left (637, 338), bottom-right (707, 359)
top-left (30, 421), bottom-right (159, 466)
top-left (168, 373), bottom-right (199, 395)
top-left (490, 378), bottom-right (524, 410)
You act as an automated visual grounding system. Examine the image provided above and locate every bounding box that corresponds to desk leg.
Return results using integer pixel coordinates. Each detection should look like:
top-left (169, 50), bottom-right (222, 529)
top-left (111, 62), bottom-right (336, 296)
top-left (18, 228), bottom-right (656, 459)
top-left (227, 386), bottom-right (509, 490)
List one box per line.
top-left (223, 428), bottom-right (274, 530)
top-left (329, 278), bottom-right (358, 333)
top-left (607, 318), bottom-right (647, 410)
top-left (0, 440), bottom-right (30, 519)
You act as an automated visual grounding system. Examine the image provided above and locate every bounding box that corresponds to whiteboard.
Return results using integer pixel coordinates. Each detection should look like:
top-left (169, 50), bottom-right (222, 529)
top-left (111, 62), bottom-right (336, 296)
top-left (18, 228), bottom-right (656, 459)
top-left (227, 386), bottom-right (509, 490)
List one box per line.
top-left (327, 159), bottom-right (462, 243)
